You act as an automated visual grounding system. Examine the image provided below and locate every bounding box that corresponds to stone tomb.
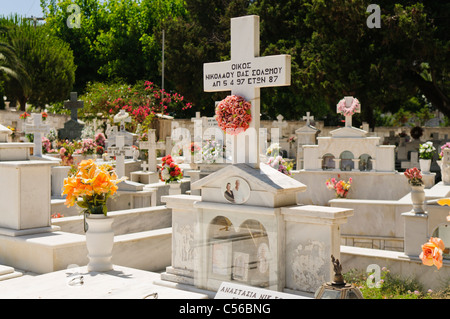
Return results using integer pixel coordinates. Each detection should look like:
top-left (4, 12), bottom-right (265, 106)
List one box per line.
top-left (296, 97), bottom-right (435, 205)
top-left (161, 163), bottom-right (353, 294)
top-left (0, 124), bottom-right (57, 236)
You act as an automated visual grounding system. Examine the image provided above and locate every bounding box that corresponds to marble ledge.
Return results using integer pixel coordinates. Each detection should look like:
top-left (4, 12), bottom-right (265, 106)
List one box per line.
top-left (193, 201), bottom-right (276, 216)
top-left (0, 160), bottom-right (57, 167)
top-left (281, 205), bottom-right (353, 224)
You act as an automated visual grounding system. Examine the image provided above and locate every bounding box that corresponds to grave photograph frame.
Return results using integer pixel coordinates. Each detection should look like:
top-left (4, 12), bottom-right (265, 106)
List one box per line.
top-left (221, 177), bottom-right (251, 204)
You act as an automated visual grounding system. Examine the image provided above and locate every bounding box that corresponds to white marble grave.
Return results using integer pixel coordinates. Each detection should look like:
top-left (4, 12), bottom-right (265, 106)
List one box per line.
top-left (161, 15), bottom-right (356, 296)
top-left (161, 163), bottom-right (353, 294)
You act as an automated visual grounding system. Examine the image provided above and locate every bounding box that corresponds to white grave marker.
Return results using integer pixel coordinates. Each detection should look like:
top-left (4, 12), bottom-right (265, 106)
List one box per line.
top-left (203, 15), bottom-right (291, 168)
top-left (303, 112), bottom-right (314, 126)
top-left (24, 113), bottom-right (50, 157)
top-left (139, 129), bottom-right (157, 172)
top-left (114, 109), bottom-right (132, 132)
top-left (108, 135), bottom-right (134, 178)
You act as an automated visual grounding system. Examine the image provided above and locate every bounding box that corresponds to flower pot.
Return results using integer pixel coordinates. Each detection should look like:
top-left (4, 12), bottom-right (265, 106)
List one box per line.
top-left (419, 159), bottom-right (431, 174)
top-left (410, 185), bottom-right (426, 214)
top-left (168, 181), bottom-right (181, 195)
top-left (85, 214), bottom-right (114, 272)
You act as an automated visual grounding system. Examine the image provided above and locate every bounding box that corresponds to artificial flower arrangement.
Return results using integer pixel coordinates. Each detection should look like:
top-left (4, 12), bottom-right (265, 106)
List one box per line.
top-left (325, 175), bottom-right (352, 198)
top-left (59, 140), bottom-right (76, 166)
top-left (42, 136), bottom-right (53, 154)
top-left (418, 141), bottom-right (435, 160)
top-left (190, 142), bottom-right (201, 156)
top-left (439, 142), bottom-right (450, 159)
top-left (266, 143), bottom-right (281, 157)
top-left (41, 111), bottom-right (48, 121)
top-left (202, 139), bottom-right (224, 164)
top-left (404, 167), bottom-right (423, 186)
top-left (62, 159), bottom-right (126, 215)
top-left (159, 155), bottom-right (183, 184)
top-left (337, 97), bottom-right (360, 116)
top-left (95, 132), bottom-right (106, 148)
top-left (78, 138), bottom-right (97, 156)
top-left (19, 112), bottom-right (30, 120)
top-left (215, 95), bottom-right (252, 135)
top-left (266, 155), bottom-right (293, 176)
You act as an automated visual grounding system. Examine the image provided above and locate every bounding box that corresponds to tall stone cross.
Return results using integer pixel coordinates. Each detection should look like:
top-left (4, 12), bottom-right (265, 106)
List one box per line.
top-left (108, 135), bottom-right (134, 178)
top-left (203, 15), bottom-right (291, 168)
top-left (24, 113), bottom-right (50, 157)
top-left (139, 129), bottom-right (157, 172)
top-left (303, 112), bottom-right (314, 126)
top-left (64, 92), bottom-right (84, 122)
top-left (337, 96), bottom-right (360, 128)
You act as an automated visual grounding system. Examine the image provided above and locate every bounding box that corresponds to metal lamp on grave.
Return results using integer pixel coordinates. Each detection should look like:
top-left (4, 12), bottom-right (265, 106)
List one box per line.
top-left (314, 255), bottom-right (364, 299)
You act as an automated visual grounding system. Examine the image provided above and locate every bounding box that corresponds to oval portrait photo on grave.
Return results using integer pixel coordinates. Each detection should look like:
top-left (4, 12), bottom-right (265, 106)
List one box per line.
top-left (222, 177), bottom-right (250, 205)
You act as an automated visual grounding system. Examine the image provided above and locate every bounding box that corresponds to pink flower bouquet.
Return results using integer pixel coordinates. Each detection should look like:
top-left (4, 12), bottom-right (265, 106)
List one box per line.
top-left (215, 95), bottom-right (252, 135)
top-left (326, 176), bottom-right (352, 198)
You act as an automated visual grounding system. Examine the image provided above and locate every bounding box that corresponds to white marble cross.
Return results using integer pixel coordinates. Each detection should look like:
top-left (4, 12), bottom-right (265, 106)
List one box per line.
top-left (108, 135), bottom-right (134, 178)
top-left (114, 109), bottom-right (132, 132)
top-left (139, 129), bottom-right (157, 172)
top-left (64, 92), bottom-right (84, 122)
top-left (203, 15), bottom-right (291, 168)
top-left (24, 113), bottom-right (50, 157)
top-left (337, 96), bottom-right (360, 128)
top-left (303, 112), bottom-right (314, 126)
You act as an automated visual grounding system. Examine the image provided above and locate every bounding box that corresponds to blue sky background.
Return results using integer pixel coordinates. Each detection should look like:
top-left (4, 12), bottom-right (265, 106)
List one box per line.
top-left (0, 0), bottom-right (45, 18)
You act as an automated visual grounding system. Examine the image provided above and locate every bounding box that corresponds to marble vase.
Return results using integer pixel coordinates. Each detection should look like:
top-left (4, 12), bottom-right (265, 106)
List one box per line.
top-left (419, 159), bottom-right (431, 174)
top-left (410, 185), bottom-right (425, 214)
top-left (86, 214), bottom-right (114, 272)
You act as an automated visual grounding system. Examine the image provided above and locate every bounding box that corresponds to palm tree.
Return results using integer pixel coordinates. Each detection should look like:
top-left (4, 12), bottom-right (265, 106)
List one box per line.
top-left (0, 41), bottom-right (32, 110)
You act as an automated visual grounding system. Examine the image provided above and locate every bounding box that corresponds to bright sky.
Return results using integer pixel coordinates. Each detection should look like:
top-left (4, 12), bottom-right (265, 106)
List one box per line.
top-left (0, 0), bottom-right (45, 18)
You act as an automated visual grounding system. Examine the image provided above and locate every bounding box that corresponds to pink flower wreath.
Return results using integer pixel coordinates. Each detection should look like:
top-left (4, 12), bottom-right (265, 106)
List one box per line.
top-left (215, 95), bottom-right (252, 135)
top-left (337, 97), bottom-right (360, 116)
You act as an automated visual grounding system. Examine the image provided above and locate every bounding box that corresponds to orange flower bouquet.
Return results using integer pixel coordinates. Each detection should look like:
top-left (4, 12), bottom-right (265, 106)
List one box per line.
top-left (62, 159), bottom-right (126, 216)
top-left (419, 237), bottom-right (446, 270)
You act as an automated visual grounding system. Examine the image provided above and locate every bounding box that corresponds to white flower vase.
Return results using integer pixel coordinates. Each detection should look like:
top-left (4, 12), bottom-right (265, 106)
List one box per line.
top-left (168, 181), bottom-right (181, 195)
top-left (419, 159), bottom-right (431, 174)
top-left (86, 214), bottom-right (114, 272)
top-left (410, 185), bottom-right (426, 214)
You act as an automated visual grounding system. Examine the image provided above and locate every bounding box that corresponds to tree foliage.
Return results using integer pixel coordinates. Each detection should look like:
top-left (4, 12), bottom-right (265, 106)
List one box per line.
top-left (33, 0), bottom-right (450, 124)
top-left (0, 17), bottom-right (75, 110)
top-left (41, 0), bottom-right (187, 92)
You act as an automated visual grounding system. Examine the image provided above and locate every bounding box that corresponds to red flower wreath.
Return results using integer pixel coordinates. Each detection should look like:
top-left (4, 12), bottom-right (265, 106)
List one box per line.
top-left (215, 95), bottom-right (252, 136)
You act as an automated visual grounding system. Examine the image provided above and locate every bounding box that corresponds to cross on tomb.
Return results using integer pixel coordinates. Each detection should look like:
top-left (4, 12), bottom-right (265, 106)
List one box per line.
top-left (303, 112), bottom-right (314, 126)
top-left (114, 109), bottom-right (132, 132)
top-left (273, 114), bottom-right (288, 136)
top-left (108, 135), bottom-right (134, 178)
top-left (64, 92), bottom-right (84, 122)
top-left (203, 15), bottom-right (291, 168)
top-left (138, 129), bottom-right (157, 172)
top-left (24, 113), bottom-right (50, 157)
top-left (337, 96), bottom-right (360, 128)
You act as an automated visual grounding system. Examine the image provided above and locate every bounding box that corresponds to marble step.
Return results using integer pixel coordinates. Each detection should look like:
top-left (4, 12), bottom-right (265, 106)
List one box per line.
top-left (160, 266), bottom-right (194, 285)
top-left (0, 265), bottom-right (23, 281)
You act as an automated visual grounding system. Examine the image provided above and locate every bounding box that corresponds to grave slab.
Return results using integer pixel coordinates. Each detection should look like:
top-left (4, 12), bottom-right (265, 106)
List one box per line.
top-left (0, 265), bottom-right (209, 299)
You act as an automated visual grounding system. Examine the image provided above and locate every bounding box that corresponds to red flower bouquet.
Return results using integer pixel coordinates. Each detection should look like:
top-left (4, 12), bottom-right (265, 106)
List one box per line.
top-left (215, 95), bottom-right (252, 135)
top-left (160, 155), bottom-right (183, 183)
